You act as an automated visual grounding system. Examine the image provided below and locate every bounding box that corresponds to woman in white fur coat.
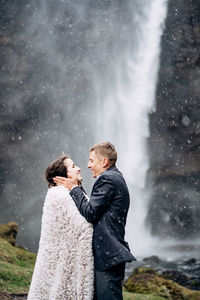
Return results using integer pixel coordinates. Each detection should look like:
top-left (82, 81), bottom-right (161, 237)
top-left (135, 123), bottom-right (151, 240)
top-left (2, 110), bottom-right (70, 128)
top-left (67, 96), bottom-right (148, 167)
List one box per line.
top-left (28, 155), bottom-right (94, 300)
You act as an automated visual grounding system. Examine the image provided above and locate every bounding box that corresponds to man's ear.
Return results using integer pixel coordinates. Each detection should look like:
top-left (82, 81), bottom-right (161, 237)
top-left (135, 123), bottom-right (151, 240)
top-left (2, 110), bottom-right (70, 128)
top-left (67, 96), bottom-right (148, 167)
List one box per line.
top-left (102, 157), bottom-right (109, 168)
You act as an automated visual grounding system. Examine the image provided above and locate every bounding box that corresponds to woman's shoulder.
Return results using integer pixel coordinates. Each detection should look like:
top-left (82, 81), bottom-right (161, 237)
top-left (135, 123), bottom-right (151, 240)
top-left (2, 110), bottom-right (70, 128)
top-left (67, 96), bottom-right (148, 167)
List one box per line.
top-left (45, 185), bottom-right (71, 201)
top-left (42, 186), bottom-right (73, 214)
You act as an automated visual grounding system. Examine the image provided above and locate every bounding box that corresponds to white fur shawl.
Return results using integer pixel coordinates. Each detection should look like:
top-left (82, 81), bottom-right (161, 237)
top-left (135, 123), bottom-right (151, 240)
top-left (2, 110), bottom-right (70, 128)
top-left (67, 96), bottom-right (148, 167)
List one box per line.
top-left (28, 186), bottom-right (94, 300)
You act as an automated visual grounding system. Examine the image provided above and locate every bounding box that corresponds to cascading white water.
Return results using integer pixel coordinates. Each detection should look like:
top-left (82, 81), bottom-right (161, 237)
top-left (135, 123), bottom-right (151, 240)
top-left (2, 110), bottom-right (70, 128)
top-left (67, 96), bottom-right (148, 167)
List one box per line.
top-left (96, 0), bottom-right (168, 258)
top-left (1, 0), bottom-right (170, 253)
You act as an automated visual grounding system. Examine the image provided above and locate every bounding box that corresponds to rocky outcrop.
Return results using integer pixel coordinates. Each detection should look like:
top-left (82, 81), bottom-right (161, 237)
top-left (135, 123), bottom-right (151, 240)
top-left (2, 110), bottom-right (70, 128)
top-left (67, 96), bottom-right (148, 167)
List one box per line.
top-left (148, 0), bottom-right (200, 238)
top-left (0, 293), bottom-right (27, 300)
top-left (141, 255), bottom-right (200, 291)
top-left (125, 267), bottom-right (200, 300)
top-left (0, 222), bottom-right (18, 246)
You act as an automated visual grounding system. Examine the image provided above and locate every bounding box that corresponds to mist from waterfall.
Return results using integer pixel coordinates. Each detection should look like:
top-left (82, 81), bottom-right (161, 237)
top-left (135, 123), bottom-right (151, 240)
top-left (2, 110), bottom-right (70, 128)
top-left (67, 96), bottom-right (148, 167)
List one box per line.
top-left (95, 0), bottom-right (168, 257)
top-left (1, 0), bottom-right (168, 255)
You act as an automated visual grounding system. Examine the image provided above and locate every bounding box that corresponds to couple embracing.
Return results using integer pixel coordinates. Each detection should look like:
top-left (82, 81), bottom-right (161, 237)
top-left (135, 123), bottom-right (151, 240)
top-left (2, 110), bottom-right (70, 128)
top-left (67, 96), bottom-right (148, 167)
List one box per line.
top-left (28, 142), bottom-right (136, 300)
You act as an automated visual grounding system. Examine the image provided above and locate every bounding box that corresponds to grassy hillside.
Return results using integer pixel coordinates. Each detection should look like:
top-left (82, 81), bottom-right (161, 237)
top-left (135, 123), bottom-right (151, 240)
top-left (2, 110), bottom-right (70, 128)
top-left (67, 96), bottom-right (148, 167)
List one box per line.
top-left (0, 237), bottom-right (36, 294)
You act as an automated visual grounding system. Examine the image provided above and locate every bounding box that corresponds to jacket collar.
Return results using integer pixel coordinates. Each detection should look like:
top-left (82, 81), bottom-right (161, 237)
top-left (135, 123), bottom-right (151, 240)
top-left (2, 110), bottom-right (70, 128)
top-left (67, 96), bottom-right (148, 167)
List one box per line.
top-left (107, 165), bottom-right (118, 172)
top-left (95, 165), bottom-right (121, 182)
top-left (101, 164), bottom-right (120, 176)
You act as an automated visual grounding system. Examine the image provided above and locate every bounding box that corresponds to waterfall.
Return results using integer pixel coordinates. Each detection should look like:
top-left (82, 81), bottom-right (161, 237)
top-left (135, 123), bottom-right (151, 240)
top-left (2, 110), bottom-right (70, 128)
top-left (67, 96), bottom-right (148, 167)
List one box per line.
top-left (95, 0), bottom-right (168, 257)
top-left (1, 0), bottom-right (168, 253)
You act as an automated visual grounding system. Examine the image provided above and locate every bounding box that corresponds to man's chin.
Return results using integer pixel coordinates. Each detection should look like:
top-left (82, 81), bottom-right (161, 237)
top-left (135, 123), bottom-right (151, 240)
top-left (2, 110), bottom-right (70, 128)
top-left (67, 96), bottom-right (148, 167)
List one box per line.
top-left (90, 170), bottom-right (97, 178)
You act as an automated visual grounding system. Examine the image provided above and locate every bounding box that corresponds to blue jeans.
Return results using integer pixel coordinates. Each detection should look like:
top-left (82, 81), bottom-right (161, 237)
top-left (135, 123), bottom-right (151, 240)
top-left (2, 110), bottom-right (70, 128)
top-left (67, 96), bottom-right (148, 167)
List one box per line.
top-left (93, 262), bottom-right (126, 300)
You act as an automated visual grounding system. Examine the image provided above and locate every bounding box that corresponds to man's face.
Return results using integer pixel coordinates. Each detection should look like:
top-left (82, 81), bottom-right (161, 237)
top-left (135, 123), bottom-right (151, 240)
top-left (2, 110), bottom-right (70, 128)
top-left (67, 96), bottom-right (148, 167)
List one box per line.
top-left (87, 151), bottom-right (105, 178)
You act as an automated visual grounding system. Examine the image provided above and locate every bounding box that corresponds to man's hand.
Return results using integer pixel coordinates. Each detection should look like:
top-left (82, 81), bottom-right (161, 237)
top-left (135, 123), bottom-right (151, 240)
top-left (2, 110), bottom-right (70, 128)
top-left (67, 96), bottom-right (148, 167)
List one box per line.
top-left (53, 176), bottom-right (78, 191)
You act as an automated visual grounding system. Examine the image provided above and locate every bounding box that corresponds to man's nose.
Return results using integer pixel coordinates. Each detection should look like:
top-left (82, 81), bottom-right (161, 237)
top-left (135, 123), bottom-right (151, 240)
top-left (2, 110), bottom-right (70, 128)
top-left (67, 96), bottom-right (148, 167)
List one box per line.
top-left (87, 161), bottom-right (91, 168)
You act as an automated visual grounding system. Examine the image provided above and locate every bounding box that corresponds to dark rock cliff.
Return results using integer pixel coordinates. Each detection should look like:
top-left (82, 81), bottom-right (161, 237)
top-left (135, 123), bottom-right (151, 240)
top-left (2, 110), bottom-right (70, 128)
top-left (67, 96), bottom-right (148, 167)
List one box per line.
top-left (148, 0), bottom-right (200, 238)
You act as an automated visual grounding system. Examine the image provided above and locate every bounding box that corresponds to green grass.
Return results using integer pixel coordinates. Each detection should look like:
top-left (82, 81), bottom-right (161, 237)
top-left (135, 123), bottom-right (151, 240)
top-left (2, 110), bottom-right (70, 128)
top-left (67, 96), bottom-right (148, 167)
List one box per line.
top-left (0, 238), bottom-right (36, 267)
top-left (0, 238), bottom-right (36, 293)
top-left (0, 260), bottom-right (33, 293)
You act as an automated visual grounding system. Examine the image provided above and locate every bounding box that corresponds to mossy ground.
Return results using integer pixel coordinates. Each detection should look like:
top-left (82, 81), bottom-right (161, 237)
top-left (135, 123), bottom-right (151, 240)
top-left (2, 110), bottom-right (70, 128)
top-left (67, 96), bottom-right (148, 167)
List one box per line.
top-left (123, 290), bottom-right (166, 300)
top-left (0, 237), bottom-right (36, 294)
top-left (125, 267), bottom-right (200, 300)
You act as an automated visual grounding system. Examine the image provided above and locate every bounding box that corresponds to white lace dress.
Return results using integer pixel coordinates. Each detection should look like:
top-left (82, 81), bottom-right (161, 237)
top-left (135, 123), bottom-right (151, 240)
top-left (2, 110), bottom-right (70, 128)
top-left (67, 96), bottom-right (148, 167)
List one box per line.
top-left (27, 186), bottom-right (94, 300)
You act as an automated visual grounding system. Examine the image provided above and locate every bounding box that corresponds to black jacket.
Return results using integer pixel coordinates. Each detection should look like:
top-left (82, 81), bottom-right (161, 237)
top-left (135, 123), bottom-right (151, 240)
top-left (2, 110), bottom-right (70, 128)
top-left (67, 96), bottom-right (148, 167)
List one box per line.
top-left (70, 165), bottom-right (136, 271)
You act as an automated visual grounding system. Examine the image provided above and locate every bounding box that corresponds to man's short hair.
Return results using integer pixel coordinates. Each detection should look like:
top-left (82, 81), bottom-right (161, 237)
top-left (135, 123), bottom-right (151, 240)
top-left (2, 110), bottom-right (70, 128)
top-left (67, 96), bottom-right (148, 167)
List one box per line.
top-left (90, 142), bottom-right (117, 166)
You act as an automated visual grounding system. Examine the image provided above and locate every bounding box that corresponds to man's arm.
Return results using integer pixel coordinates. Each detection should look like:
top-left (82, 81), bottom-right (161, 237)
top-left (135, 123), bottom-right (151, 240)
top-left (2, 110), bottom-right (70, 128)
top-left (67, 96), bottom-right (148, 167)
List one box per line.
top-left (70, 176), bottom-right (114, 223)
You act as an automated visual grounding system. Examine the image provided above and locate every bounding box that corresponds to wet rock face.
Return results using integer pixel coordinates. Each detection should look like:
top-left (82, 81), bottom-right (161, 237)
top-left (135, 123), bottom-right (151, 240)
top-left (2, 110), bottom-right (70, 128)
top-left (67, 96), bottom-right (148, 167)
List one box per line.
top-left (147, 0), bottom-right (200, 238)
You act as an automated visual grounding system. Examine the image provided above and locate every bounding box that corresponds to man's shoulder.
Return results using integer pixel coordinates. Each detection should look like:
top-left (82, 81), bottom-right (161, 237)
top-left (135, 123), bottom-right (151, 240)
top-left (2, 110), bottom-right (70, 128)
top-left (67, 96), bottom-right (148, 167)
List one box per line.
top-left (97, 166), bottom-right (123, 183)
top-left (105, 165), bottom-right (122, 177)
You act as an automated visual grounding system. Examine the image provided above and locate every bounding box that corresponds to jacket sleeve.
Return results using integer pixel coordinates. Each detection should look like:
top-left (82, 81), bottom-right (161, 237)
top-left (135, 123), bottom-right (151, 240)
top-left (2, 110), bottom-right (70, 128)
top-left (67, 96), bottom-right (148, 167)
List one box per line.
top-left (70, 176), bottom-right (114, 224)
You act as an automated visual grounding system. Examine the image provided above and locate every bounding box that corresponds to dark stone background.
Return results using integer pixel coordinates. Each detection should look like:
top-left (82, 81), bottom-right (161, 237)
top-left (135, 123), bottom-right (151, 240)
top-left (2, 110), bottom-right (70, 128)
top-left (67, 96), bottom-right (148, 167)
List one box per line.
top-left (148, 0), bottom-right (200, 239)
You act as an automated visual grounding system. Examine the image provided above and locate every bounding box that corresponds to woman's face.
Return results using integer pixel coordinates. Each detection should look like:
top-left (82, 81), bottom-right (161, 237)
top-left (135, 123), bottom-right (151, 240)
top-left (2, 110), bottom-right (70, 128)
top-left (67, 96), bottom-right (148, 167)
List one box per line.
top-left (64, 158), bottom-right (83, 182)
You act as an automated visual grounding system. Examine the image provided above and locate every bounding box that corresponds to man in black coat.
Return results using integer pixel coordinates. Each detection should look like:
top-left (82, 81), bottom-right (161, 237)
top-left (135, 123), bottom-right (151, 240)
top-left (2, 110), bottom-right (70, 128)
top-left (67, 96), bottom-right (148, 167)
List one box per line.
top-left (54, 142), bottom-right (136, 299)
